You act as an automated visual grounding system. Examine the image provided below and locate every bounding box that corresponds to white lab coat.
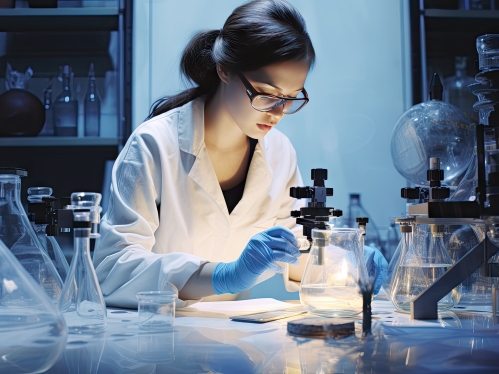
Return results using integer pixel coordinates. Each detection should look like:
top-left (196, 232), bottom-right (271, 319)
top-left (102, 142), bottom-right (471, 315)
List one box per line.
top-left (94, 97), bottom-right (305, 308)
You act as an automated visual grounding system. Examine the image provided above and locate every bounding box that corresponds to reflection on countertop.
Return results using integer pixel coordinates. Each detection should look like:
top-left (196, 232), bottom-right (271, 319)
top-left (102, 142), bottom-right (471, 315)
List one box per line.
top-left (40, 298), bottom-right (499, 373)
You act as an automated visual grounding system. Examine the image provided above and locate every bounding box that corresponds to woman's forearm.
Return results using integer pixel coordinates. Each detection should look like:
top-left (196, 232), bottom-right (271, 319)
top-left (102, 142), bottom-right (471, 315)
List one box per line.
top-left (178, 262), bottom-right (217, 300)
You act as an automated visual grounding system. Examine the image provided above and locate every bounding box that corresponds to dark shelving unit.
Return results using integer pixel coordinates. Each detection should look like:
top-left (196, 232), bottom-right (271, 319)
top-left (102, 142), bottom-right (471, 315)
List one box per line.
top-left (411, 4), bottom-right (499, 104)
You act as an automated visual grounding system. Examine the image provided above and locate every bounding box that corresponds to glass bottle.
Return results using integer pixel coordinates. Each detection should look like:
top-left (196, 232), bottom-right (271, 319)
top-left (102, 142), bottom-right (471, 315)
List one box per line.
top-left (0, 168), bottom-right (63, 303)
top-left (84, 63), bottom-right (101, 137)
top-left (27, 187), bottom-right (69, 282)
top-left (443, 56), bottom-right (477, 121)
top-left (58, 207), bottom-right (106, 333)
top-left (38, 81), bottom-right (55, 136)
top-left (345, 193), bottom-right (382, 251)
top-left (391, 224), bottom-right (459, 313)
top-left (0, 239), bottom-right (67, 373)
top-left (384, 219), bottom-right (400, 262)
top-left (53, 65), bottom-right (78, 137)
top-left (300, 227), bottom-right (370, 317)
top-left (380, 222), bottom-right (411, 300)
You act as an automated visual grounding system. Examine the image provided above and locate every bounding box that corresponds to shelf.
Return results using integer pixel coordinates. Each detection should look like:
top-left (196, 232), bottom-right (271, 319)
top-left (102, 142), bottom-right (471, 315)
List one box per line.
top-left (0, 7), bottom-right (119, 31)
top-left (0, 136), bottom-right (120, 147)
top-left (425, 9), bottom-right (499, 18)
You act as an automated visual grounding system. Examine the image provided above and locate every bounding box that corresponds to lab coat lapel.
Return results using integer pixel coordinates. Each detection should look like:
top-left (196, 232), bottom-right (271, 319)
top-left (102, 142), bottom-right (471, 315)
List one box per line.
top-left (178, 98), bottom-right (230, 217)
top-left (230, 136), bottom-right (272, 221)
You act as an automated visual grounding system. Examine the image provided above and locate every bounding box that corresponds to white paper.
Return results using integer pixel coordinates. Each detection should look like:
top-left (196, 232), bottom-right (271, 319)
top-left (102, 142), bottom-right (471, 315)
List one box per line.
top-left (185, 298), bottom-right (300, 314)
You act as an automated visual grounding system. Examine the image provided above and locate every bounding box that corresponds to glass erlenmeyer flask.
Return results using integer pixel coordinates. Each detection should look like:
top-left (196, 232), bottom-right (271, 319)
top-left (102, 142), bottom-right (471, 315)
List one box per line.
top-left (0, 238), bottom-right (67, 373)
top-left (27, 187), bottom-right (69, 282)
top-left (300, 228), bottom-right (370, 317)
top-left (0, 168), bottom-right (63, 303)
top-left (58, 209), bottom-right (106, 333)
top-left (391, 224), bottom-right (459, 313)
top-left (380, 223), bottom-right (412, 300)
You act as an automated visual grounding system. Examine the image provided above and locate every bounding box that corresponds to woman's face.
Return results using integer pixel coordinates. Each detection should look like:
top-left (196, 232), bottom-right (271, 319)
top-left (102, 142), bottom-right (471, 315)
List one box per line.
top-left (221, 59), bottom-right (310, 139)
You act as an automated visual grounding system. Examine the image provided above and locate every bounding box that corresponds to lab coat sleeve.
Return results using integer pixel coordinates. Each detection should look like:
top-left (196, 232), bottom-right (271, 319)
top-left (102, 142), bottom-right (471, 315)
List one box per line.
top-left (93, 130), bottom-right (207, 309)
top-left (274, 143), bottom-right (306, 293)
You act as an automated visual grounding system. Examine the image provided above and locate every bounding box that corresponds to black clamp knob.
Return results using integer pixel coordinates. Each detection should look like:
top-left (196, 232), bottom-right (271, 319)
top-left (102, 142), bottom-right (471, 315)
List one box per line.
top-left (401, 187), bottom-right (420, 200)
top-left (431, 187), bottom-right (450, 200)
top-left (356, 217), bottom-right (369, 224)
top-left (332, 209), bottom-right (343, 217)
top-left (311, 168), bottom-right (328, 185)
top-left (291, 210), bottom-right (301, 218)
top-left (427, 169), bottom-right (444, 187)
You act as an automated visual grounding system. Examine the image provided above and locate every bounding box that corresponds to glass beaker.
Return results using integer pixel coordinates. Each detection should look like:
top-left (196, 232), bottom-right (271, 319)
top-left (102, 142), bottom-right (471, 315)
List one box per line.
top-left (0, 168), bottom-right (63, 303)
top-left (27, 187), bottom-right (69, 282)
top-left (0, 238), bottom-right (67, 373)
top-left (136, 286), bottom-right (177, 331)
top-left (58, 209), bottom-right (107, 333)
top-left (300, 228), bottom-right (370, 317)
top-left (390, 224), bottom-right (460, 313)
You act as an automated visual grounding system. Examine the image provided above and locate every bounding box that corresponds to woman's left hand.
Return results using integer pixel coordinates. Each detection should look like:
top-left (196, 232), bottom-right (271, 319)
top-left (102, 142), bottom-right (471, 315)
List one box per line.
top-left (364, 245), bottom-right (388, 295)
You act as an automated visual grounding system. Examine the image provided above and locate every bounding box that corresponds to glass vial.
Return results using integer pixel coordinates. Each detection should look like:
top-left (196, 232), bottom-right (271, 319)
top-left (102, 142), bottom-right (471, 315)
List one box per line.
top-left (53, 65), bottom-right (78, 137)
top-left (27, 187), bottom-right (69, 282)
top-left (38, 81), bottom-right (54, 136)
top-left (58, 210), bottom-right (107, 333)
top-left (84, 63), bottom-right (101, 137)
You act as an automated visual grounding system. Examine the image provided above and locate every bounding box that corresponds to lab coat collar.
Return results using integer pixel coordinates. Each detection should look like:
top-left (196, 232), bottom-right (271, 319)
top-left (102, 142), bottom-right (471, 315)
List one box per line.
top-left (178, 97), bottom-right (272, 220)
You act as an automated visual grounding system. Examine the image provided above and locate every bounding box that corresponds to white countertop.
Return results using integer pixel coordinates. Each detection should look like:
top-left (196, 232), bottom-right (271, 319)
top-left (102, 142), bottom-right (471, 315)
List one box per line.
top-left (39, 297), bottom-right (499, 373)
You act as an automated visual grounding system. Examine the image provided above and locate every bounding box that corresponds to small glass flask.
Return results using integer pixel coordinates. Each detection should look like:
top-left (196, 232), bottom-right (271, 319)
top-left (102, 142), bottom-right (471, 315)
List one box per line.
top-left (27, 187), bottom-right (69, 282)
top-left (300, 227), bottom-right (370, 317)
top-left (58, 209), bottom-right (107, 333)
top-left (38, 81), bottom-right (55, 136)
top-left (53, 65), bottom-right (78, 137)
top-left (0, 168), bottom-right (63, 303)
top-left (391, 224), bottom-right (460, 313)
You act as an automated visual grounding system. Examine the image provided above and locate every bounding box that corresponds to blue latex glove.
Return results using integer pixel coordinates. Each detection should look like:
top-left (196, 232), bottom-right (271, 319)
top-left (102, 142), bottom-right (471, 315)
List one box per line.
top-left (212, 226), bottom-right (301, 295)
top-left (364, 245), bottom-right (388, 295)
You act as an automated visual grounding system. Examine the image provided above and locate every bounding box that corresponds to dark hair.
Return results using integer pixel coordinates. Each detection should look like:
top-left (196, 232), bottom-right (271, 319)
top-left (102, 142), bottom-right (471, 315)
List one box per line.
top-left (147, 0), bottom-right (315, 119)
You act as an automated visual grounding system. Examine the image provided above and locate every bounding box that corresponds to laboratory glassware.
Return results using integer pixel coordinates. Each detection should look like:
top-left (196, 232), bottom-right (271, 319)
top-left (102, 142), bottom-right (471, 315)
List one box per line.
top-left (384, 219), bottom-right (400, 262)
top-left (443, 57), bottom-right (477, 121)
top-left (58, 209), bottom-right (107, 333)
top-left (53, 64), bottom-right (78, 137)
top-left (0, 239), bottom-right (67, 373)
top-left (344, 193), bottom-right (382, 251)
top-left (0, 168), bottom-right (63, 303)
top-left (380, 222), bottom-right (411, 300)
top-left (27, 186), bottom-right (69, 282)
top-left (136, 284), bottom-right (178, 331)
top-left (69, 192), bottom-right (102, 238)
top-left (84, 63), bottom-right (101, 137)
top-left (39, 81), bottom-right (55, 136)
top-left (0, 63), bottom-right (45, 136)
top-left (390, 78), bottom-right (474, 186)
top-left (390, 224), bottom-right (460, 313)
top-left (300, 227), bottom-right (370, 317)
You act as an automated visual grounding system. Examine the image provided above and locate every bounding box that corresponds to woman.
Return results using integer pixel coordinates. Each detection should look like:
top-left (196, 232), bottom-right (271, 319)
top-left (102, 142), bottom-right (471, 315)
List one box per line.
top-left (94, 0), bottom-right (386, 308)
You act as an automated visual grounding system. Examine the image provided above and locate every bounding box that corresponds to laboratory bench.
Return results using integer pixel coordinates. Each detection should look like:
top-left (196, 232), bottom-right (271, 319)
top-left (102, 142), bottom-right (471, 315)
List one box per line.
top-left (38, 296), bottom-right (499, 373)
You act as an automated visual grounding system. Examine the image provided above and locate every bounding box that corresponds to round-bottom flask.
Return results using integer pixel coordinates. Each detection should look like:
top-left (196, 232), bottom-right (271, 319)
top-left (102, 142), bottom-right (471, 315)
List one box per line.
top-left (300, 228), bottom-right (369, 317)
top-left (391, 224), bottom-right (460, 313)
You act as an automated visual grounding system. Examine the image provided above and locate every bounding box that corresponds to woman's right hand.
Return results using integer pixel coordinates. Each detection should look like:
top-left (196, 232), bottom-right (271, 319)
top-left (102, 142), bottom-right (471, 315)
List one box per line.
top-left (212, 226), bottom-right (301, 295)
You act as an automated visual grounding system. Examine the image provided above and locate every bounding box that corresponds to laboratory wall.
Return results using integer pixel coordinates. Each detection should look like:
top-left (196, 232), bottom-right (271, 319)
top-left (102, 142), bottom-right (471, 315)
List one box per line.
top-left (133, 0), bottom-right (411, 298)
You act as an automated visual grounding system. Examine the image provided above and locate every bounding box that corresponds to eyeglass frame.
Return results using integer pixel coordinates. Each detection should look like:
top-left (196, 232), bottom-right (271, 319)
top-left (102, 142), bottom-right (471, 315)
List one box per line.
top-left (235, 70), bottom-right (309, 114)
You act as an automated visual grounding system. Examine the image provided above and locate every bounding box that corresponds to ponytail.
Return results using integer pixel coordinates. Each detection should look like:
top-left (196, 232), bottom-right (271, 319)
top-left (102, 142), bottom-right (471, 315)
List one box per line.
top-left (147, 29), bottom-right (220, 119)
top-left (148, 0), bottom-right (315, 120)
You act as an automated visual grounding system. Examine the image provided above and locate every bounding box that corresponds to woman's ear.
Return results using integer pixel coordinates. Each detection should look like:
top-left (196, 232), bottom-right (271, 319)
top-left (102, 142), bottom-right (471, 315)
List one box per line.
top-left (216, 64), bottom-right (229, 84)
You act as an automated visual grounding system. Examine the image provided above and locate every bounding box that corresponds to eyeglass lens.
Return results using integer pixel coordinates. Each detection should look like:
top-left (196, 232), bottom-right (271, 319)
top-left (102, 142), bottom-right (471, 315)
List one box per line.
top-left (251, 91), bottom-right (307, 114)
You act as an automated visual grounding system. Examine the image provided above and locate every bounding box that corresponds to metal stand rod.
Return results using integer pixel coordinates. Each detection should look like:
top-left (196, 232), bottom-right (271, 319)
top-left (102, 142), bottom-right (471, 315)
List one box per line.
top-left (411, 236), bottom-right (499, 319)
